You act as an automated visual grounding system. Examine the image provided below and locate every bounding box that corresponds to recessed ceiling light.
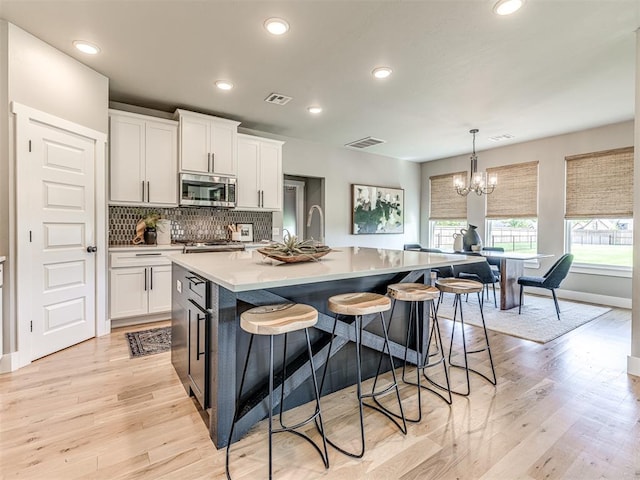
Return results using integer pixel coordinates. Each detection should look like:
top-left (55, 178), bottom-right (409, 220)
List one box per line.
top-left (215, 80), bottom-right (234, 91)
top-left (493, 0), bottom-right (525, 16)
top-left (372, 67), bottom-right (393, 79)
top-left (264, 18), bottom-right (290, 35)
top-left (73, 40), bottom-right (100, 55)
top-left (307, 106), bottom-right (322, 114)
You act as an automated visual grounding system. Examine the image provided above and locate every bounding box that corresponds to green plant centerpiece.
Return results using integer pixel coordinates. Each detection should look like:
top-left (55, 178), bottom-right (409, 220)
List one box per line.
top-left (258, 231), bottom-right (331, 263)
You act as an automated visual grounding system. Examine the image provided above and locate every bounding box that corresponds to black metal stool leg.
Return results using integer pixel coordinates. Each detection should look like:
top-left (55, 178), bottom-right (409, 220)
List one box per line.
top-left (226, 334), bottom-right (255, 480)
top-left (448, 291), bottom-right (497, 396)
top-left (366, 311), bottom-right (407, 434)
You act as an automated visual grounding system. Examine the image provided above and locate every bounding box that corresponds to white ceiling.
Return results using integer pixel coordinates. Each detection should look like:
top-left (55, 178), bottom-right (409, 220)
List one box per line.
top-left (1, 0), bottom-right (638, 161)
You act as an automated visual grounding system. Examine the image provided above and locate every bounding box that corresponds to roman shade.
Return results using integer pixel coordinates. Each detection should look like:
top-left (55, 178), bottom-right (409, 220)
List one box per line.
top-left (565, 147), bottom-right (634, 219)
top-left (486, 161), bottom-right (539, 219)
top-left (429, 172), bottom-right (467, 220)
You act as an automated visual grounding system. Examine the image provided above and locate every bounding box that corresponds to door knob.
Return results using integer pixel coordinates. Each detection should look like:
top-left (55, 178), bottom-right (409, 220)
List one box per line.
top-left (86, 246), bottom-right (97, 253)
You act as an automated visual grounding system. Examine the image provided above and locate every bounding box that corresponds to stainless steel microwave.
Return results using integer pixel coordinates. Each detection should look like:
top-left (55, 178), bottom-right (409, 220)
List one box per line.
top-left (180, 173), bottom-right (236, 207)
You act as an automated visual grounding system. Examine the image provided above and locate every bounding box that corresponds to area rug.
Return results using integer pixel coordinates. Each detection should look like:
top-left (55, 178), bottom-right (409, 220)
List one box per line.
top-left (436, 294), bottom-right (610, 344)
top-left (126, 326), bottom-right (171, 358)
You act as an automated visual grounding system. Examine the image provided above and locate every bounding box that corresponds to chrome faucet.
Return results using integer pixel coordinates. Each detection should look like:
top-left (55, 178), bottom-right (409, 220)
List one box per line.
top-left (306, 204), bottom-right (324, 244)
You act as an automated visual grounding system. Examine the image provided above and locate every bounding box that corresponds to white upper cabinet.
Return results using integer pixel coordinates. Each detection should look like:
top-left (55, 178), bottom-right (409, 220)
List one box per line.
top-left (175, 109), bottom-right (240, 176)
top-left (109, 110), bottom-right (178, 206)
top-left (237, 134), bottom-right (284, 211)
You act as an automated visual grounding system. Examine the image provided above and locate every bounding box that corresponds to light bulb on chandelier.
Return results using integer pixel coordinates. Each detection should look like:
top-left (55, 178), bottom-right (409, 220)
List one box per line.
top-left (454, 129), bottom-right (497, 196)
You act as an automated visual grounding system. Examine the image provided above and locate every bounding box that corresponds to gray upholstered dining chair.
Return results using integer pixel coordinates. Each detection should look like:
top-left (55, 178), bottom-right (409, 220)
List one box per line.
top-left (517, 253), bottom-right (574, 320)
top-left (482, 246), bottom-right (504, 278)
top-left (452, 260), bottom-right (499, 308)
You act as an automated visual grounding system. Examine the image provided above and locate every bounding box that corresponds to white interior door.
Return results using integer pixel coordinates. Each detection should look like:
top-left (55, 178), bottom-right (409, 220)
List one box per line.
top-left (27, 119), bottom-right (97, 360)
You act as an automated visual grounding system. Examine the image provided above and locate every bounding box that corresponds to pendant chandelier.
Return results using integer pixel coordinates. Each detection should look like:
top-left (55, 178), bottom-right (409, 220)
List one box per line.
top-left (454, 128), bottom-right (497, 196)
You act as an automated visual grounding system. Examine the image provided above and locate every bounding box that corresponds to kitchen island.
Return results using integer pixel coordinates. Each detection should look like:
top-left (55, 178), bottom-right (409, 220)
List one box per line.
top-left (170, 246), bottom-right (482, 447)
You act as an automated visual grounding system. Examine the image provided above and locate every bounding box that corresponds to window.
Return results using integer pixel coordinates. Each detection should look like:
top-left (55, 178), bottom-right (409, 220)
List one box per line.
top-left (487, 218), bottom-right (538, 252)
top-left (429, 172), bottom-right (467, 248)
top-left (565, 145), bottom-right (634, 268)
top-left (566, 219), bottom-right (633, 267)
top-left (485, 161), bottom-right (539, 252)
top-left (430, 219), bottom-right (467, 250)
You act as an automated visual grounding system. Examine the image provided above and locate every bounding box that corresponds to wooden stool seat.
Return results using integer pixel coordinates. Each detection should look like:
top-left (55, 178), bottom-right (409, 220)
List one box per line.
top-left (241, 303), bottom-right (318, 336)
top-left (387, 283), bottom-right (439, 302)
top-left (328, 292), bottom-right (391, 316)
top-left (435, 278), bottom-right (483, 295)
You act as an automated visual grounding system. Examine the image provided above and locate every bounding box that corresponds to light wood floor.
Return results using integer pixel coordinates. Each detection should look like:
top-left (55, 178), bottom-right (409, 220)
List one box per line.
top-left (1, 306), bottom-right (639, 479)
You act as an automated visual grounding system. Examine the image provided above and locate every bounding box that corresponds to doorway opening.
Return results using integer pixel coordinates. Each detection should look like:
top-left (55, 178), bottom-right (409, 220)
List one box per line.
top-left (283, 175), bottom-right (325, 242)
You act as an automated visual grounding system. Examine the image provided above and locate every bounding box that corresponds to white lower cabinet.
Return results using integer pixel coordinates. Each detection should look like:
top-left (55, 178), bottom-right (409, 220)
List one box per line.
top-left (109, 251), bottom-right (174, 320)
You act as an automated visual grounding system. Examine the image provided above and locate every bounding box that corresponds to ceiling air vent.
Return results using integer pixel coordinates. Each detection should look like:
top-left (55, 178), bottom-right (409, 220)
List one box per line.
top-left (345, 137), bottom-right (386, 149)
top-left (488, 133), bottom-right (515, 142)
top-left (264, 93), bottom-right (293, 105)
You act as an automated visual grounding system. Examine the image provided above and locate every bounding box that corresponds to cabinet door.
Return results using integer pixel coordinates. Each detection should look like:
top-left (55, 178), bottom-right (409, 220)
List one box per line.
top-left (180, 115), bottom-right (211, 173)
top-left (110, 267), bottom-right (148, 319)
top-left (236, 137), bottom-right (261, 208)
top-left (109, 115), bottom-right (145, 203)
top-left (147, 265), bottom-right (172, 314)
top-left (210, 120), bottom-right (237, 176)
top-left (145, 121), bottom-right (178, 205)
top-left (259, 141), bottom-right (283, 210)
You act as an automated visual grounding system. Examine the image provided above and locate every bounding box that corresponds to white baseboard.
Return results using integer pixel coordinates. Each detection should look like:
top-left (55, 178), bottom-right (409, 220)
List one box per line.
top-left (111, 313), bottom-right (171, 329)
top-left (0, 352), bottom-right (20, 374)
top-left (522, 287), bottom-right (631, 309)
top-left (627, 355), bottom-right (640, 377)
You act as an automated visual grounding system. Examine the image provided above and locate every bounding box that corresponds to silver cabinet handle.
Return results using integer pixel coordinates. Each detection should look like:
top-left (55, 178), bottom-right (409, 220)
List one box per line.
top-left (144, 267), bottom-right (148, 291)
top-left (261, 190), bottom-right (264, 207)
top-left (257, 190), bottom-right (261, 206)
top-left (147, 181), bottom-right (150, 202)
top-left (211, 153), bottom-right (215, 173)
top-left (150, 267), bottom-right (153, 290)
top-left (135, 253), bottom-right (162, 256)
top-left (207, 153), bottom-right (211, 172)
top-left (142, 181), bottom-right (145, 202)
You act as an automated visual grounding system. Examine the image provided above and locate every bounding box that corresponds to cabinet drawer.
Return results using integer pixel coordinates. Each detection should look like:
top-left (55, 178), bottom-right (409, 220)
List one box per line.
top-left (110, 251), bottom-right (173, 268)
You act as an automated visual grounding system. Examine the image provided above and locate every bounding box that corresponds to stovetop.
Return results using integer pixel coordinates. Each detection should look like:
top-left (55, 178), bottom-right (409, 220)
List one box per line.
top-left (174, 239), bottom-right (245, 253)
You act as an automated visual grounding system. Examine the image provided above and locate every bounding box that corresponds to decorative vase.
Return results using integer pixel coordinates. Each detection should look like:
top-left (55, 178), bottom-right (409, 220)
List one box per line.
top-left (144, 227), bottom-right (157, 245)
top-left (452, 233), bottom-right (464, 252)
top-left (460, 224), bottom-right (481, 252)
top-left (156, 219), bottom-right (171, 245)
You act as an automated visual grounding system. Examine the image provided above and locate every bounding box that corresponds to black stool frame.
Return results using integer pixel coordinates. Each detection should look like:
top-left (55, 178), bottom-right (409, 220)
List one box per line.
top-left (317, 311), bottom-right (406, 458)
top-left (380, 297), bottom-right (452, 423)
top-left (226, 329), bottom-right (329, 480)
top-left (438, 291), bottom-right (497, 396)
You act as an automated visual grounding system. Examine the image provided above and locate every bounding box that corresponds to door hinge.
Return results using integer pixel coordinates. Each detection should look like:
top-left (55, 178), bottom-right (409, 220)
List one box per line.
top-left (28, 140), bottom-right (32, 152)
top-left (30, 321), bottom-right (33, 332)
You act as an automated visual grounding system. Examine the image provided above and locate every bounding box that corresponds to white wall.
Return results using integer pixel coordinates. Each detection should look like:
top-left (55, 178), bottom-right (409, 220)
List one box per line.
top-left (629, 31), bottom-right (640, 377)
top-left (0, 21), bottom-right (108, 362)
top-left (240, 128), bottom-right (422, 249)
top-left (420, 121), bottom-right (634, 303)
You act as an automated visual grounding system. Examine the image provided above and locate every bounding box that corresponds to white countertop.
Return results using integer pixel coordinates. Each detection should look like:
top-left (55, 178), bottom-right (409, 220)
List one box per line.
top-left (170, 246), bottom-right (483, 292)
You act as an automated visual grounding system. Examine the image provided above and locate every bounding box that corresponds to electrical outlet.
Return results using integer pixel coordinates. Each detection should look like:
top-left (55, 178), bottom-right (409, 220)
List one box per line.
top-left (272, 227), bottom-right (280, 237)
top-left (176, 280), bottom-right (182, 293)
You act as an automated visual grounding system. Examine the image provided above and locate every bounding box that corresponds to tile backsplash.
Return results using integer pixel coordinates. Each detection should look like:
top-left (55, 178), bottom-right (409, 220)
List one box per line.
top-left (109, 206), bottom-right (272, 245)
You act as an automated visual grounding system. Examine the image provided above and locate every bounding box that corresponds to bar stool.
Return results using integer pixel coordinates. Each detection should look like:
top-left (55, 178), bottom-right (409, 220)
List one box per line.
top-left (226, 303), bottom-right (329, 480)
top-left (318, 292), bottom-right (406, 458)
top-left (435, 278), bottom-right (497, 396)
top-left (384, 283), bottom-right (452, 423)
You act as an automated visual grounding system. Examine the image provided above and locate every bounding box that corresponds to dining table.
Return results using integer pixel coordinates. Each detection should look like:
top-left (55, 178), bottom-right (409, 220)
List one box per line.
top-left (479, 251), bottom-right (554, 310)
